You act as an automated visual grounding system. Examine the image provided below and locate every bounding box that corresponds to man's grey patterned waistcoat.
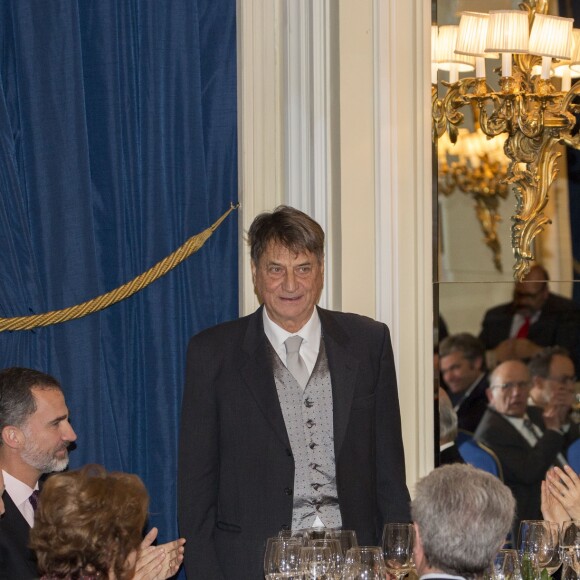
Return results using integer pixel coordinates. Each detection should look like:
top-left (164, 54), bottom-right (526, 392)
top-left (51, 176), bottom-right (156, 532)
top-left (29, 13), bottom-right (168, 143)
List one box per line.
top-left (271, 338), bottom-right (342, 530)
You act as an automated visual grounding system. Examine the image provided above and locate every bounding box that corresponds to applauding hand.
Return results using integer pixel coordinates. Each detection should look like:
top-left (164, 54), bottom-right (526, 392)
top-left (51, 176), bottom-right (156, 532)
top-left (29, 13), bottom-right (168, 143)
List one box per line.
top-left (545, 465), bottom-right (580, 522)
top-left (134, 527), bottom-right (186, 580)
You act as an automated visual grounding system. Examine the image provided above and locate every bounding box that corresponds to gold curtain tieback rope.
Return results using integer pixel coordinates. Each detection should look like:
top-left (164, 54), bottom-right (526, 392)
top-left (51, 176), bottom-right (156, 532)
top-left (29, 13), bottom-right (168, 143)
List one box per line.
top-left (0, 203), bottom-right (239, 332)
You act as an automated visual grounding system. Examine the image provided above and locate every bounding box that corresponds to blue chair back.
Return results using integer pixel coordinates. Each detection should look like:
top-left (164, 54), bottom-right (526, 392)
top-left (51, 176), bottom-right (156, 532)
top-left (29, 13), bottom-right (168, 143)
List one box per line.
top-left (458, 439), bottom-right (504, 481)
top-left (568, 439), bottom-right (580, 472)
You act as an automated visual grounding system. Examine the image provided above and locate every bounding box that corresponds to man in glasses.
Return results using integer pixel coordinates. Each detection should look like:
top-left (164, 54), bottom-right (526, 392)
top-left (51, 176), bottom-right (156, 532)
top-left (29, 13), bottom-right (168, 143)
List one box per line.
top-left (529, 347), bottom-right (578, 427)
top-left (478, 264), bottom-right (580, 369)
top-left (474, 360), bottom-right (578, 539)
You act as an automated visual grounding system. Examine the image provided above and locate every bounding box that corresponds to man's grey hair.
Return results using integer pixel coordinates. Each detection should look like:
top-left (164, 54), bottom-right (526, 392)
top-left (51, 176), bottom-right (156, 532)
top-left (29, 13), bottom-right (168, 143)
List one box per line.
top-left (247, 205), bottom-right (325, 264)
top-left (412, 464), bottom-right (515, 579)
top-left (528, 346), bottom-right (572, 379)
top-left (438, 389), bottom-right (458, 444)
top-left (439, 333), bottom-right (485, 365)
top-left (0, 367), bottom-right (62, 443)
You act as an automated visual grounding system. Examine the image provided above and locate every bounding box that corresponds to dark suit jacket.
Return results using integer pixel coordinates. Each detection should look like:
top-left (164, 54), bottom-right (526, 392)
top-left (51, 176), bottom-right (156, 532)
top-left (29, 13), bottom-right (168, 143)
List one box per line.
top-left (439, 444), bottom-right (465, 466)
top-left (445, 373), bottom-right (489, 434)
top-left (474, 406), bottom-right (579, 539)
top-left (479, 293), bottom-right (580, 368)
top-left (178, 306), bottom-right (411, 580)
top-left (0, 491), bottom-right (37, 579)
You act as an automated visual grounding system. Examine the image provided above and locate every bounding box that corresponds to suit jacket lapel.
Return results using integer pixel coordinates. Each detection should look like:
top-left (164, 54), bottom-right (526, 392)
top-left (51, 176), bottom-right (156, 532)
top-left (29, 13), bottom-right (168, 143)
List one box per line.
top-left (318, 308), bottom-right (359, 457)
top-left (240, 307), bottom-right (291, 448)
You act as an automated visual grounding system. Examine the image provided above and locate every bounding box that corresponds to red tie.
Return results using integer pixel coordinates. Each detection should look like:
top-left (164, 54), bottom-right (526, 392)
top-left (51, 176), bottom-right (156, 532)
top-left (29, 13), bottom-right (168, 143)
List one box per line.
top-left (516, 316), bottom-right (531, 339)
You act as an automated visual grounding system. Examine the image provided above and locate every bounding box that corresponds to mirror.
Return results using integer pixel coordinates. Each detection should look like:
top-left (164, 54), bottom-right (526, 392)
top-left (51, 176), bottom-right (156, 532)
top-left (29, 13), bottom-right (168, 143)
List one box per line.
top-left (434, 0), bottom-right (580, 463)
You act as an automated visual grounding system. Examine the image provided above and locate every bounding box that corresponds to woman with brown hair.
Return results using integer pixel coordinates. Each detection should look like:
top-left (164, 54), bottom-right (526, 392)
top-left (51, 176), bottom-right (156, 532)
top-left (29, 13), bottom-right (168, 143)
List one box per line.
top-left (30, 465), bottom-right (149, 579)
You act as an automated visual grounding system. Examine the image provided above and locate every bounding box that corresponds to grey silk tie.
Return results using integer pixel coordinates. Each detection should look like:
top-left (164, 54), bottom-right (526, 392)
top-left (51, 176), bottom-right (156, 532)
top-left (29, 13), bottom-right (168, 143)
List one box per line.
top-left (285, 335), bottom-right (310, 389)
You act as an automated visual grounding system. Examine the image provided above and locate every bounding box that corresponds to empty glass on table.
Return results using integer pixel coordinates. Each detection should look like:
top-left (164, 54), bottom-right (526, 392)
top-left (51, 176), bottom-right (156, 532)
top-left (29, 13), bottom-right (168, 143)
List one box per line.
top-left (343, 546), bottom-right (388, 580)
top-left (264, 537), bottom-right (303, 576)
top-left (381, 523), bottom-right (415, 580)
top-left (489, 548), bottom-right (522, 580)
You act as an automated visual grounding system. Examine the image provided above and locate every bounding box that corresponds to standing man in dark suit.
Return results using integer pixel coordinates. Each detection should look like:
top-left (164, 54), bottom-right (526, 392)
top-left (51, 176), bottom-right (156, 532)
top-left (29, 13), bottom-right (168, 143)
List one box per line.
top-left (474, 360), bottom-right (578, 539)
top-left (0, 367), bottom-right (185, 580)
top-left (412, 464), bottom-right (515, 580)
top-left (479, 264), bottom-right (580, 368)
top-left (439, 333), bottom-right (489, 434)
top-left (178, 205), bottom-right (411, 580)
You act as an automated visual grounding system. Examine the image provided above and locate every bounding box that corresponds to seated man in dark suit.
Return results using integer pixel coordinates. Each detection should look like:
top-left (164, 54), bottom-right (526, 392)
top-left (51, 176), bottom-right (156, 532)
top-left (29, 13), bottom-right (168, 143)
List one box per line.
top-left (440, 333), bottom-right (489, 433)
top-left (412, 464), bottom-right (515, 580)
top-left (479, 264), bottom-right (580, 369)
top-left (474, 360), bottom-right (578, 539)
top-left (0, 367), bottom-right (184, 580)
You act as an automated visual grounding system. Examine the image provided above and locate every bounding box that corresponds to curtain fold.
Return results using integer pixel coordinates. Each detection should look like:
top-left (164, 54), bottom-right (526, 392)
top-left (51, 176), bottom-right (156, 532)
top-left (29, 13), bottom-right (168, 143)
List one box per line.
top-left (0, 0), bottom-right (238, 564)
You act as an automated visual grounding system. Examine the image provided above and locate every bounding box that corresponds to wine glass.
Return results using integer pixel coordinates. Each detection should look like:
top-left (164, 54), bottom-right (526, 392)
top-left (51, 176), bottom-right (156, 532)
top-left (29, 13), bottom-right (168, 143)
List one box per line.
top-left (344, 547), bottom-right (387, 580)
top-left (299, 545), bottom-right (333, 579)
top-left (518, 520), bottom-right (556, 580)
top-left (490, 549), bottom-right (522, 580)
top-left (382, 523), bottom-right (415, 580)
top-left (560, 521), bottom-right (580, 580)
top-left (327, 529), bottom-right (358, 556)
top-left (542, 522), bottom-right (561, 576)
top-left (264, 537), bottom-right (303, 575)
top-left (307, 539), bottom-right (343, 576)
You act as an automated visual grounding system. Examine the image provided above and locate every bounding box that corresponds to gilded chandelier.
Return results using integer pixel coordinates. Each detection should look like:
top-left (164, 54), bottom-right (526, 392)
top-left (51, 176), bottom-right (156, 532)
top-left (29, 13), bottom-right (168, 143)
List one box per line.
top-left (432, 0), bottom-right (580, 281)
top-left (438, 125), bottom-right (509, 272)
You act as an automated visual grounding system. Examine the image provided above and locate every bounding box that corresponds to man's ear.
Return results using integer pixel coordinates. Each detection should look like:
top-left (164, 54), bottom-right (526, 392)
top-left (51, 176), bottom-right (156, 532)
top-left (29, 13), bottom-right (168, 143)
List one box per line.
top-left (413, 522), bottom-right (426, 573)
top-left (474, 356), bottom-right (484, 372)
top-left (486, 387), bottom-right (494, 404)
top-left (1, 425), bottom-right (24, 449)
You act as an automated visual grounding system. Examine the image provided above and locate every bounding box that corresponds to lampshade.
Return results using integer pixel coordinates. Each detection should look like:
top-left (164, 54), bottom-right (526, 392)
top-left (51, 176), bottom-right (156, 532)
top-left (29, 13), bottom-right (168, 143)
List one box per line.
top-left (455, 12), bottom-right (498, 58)
top-left (569, 29), bottom-right (580, 73)
top-left (529, 13), bottom-right (572, 59)
top-left (437, 25), bottom-right (476, 72)
top-left (485, 10), bottom-right (529, 54)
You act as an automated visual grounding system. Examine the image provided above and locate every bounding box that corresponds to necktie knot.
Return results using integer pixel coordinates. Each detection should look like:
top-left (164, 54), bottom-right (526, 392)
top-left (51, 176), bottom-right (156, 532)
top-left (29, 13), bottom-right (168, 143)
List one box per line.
top-left (29, 489), bottom-right (40, 511)
top-left (285, 335), bottom-right (303, 355)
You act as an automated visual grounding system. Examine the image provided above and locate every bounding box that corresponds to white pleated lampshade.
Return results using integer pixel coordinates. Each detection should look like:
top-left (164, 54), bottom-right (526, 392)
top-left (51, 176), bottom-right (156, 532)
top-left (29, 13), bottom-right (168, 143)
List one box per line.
top-left (455, 12), bottom-right (498, 58)
top-left (437, 25), bottom-right (475, 72)
top-left (569, 29), bottom-right (580, 73)
top-left (529, 13), bottom-right (572, 59)
top-left (486, 10), bottom-right (529, 54)
top-left (432, 25), bottom-right (438, 60)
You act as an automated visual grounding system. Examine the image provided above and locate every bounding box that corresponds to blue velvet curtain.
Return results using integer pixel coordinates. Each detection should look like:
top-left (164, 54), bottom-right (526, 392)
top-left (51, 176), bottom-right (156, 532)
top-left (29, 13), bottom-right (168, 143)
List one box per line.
top-left (0, 0), bottom-right (238, 565)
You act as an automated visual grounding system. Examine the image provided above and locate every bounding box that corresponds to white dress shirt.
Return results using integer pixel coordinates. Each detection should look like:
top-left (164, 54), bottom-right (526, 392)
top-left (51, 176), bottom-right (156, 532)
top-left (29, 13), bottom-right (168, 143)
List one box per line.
top-left (262, 307), bottom-right (321, 378)
top-left (2, 470), bottom-right (38, 527)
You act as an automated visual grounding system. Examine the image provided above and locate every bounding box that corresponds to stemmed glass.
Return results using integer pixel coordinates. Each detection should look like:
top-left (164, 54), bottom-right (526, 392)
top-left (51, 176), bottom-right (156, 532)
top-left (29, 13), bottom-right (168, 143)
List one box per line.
top-left (327, 529), bottom-right (358, 556)
top-left (381, 523), bottom-right (415, 580)
top-left (299, 545), bottom-right (334, 579)
top-left (264, 537), bottom-right (303, 576)
top-left (306, 539), bottom-right (344, 575)
top-left (542, 522), bottom-right (561, 576)
top-left (490, 549), bottom-right (523, 580)
top-left (343, 546), bottom-right (388, 580)
top-left (560, 521), bottom-right (580, 580)
top-left (518, 520), bottom-right (557, 579)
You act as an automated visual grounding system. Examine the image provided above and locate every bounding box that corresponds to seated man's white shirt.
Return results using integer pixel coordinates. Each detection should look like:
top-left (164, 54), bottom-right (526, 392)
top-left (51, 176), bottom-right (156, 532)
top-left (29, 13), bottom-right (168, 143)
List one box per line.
top-left (2, 469), bottom-right (38, 527)
top-left (262, 307), bottom-right (325, 528)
